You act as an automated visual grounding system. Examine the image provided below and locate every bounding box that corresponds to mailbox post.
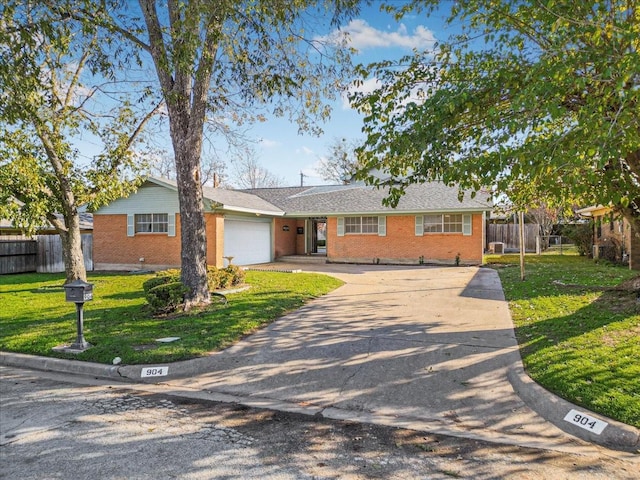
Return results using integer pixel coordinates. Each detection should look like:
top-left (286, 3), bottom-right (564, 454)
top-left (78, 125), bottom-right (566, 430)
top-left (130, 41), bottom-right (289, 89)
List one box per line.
top-left (63, 279), bottom-right (93, 351)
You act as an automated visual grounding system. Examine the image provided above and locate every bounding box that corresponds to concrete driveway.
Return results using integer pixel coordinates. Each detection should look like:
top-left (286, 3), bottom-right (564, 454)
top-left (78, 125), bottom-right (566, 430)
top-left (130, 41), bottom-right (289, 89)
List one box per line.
top-left (160, 264), bottom-right (599, 452)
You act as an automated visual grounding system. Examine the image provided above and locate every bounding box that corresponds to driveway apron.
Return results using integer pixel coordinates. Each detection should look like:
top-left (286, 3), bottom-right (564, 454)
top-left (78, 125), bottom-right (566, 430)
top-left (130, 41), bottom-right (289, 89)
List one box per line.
top-left (163, 265), bottom-right (590, 451)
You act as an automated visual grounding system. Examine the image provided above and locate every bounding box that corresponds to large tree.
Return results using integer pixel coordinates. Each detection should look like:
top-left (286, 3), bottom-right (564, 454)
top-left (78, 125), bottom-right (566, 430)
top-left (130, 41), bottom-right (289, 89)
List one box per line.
top-left (97, 0), bottom-right (359, 309)
top-left (352, 1), bottom-right (639, 225)
top-left (0, 1), bottom-right (157, 282)
top-left (231, 149), bottom-right (284, 189)
top-left (316, 137), bottom-right (362, 184)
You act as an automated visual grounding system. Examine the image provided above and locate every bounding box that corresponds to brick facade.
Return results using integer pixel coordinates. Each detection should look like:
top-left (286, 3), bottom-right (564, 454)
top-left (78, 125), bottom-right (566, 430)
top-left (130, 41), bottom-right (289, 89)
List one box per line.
top-left (322, 214), bottom-right (484, 265)
top-left (96, 211), bottom-right (485, 269)
top-left (94, 213), bottom-right (224, 270)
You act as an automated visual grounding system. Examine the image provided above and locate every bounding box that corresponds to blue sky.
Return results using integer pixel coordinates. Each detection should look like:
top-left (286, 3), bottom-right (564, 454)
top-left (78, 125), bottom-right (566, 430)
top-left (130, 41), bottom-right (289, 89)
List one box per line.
top-left (71, 3), bottom-right (454, 188)
top-left (232, 2), bottom-right (454, 187)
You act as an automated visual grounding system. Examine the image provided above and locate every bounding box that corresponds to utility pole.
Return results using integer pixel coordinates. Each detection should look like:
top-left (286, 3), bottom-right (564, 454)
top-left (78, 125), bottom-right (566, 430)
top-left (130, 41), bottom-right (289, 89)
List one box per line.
top-left (300, 171), bottom-right (306, 187)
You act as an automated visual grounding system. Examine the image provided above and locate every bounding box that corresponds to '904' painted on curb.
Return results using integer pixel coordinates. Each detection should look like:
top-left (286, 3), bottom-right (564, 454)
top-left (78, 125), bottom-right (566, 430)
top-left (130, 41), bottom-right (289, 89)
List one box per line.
top-left (141, 366), bottom-right (169, 378)
top-left (563, 409), bottom-right (608, 435)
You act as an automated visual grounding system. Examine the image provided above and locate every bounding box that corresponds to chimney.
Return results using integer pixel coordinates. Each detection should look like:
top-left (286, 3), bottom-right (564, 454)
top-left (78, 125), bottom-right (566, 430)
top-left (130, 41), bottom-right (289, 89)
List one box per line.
top-left (213, 173), bottom-right (220, 188)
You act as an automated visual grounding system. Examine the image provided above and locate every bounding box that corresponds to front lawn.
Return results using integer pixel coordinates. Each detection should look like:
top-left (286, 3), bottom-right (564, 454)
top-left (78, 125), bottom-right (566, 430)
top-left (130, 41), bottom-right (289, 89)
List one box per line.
top-left (486, 254), bottom-right (640, 428)
top-left (0, 270), bottom-right (343, 365)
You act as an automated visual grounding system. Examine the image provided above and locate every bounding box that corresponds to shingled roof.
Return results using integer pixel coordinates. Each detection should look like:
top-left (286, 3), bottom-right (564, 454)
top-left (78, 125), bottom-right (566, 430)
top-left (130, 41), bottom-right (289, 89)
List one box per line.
top-left (147, 177), bottom-right (284, 215)
top-left (144, 177), bottom-right (492, 217)
top-left (242, 182), bottom-right (493, 216)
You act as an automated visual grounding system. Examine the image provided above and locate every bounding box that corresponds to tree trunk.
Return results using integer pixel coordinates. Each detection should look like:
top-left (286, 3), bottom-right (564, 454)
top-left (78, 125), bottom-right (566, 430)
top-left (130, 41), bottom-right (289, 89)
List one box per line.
top-left (55, 213), bottom-right (87, 283)
top-left (173, 133), bottom-right (211, 310)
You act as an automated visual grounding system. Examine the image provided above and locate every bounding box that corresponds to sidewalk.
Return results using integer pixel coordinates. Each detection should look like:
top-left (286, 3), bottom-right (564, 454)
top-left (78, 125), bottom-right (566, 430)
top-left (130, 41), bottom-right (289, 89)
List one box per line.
top-left (2, 264), bottom-right (638, 455)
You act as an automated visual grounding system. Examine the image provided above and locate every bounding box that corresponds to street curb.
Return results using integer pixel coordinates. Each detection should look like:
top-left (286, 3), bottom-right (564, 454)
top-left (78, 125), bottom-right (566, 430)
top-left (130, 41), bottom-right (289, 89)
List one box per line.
top-left (1, 351), bottom-right (128, 381)
top-left (3, 350), bottom-right (638, 454)
top-left (507, 364), bottom-right (639, 452)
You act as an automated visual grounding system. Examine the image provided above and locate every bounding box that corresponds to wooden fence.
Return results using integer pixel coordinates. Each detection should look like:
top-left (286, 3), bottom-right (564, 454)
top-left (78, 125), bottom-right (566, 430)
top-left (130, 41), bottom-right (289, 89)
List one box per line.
top-left (486, 224), bottom-right (539, 252)
top-left (0, 234), bottom-right (93, 274)
top-left (0, 237), bottom-right (37, 274)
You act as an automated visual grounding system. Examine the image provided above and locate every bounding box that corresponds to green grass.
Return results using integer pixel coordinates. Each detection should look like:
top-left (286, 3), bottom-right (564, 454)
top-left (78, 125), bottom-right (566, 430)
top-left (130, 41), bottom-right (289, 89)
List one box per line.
top-left (486, 254), bottom-right (640, 427)
top-left (0, 270), bottom-right (343, 365)
top-left (3, 258), bottom-right (638, 428)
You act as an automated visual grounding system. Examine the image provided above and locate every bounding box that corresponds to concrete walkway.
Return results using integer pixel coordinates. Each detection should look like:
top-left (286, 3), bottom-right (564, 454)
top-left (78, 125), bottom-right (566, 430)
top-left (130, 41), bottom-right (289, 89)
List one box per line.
top-left (2, 264), bottom-right (638, 455)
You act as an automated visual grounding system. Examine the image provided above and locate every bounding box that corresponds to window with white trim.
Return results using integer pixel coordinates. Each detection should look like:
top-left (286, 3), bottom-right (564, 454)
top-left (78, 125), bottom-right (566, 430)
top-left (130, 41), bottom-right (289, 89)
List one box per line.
top-left (345, 216), bottom-right (378, 234)
top-left (135, 213), bottom-right (169, 233)
top-left (420, 214), bottom-right (469, 234)
top-left (423, 214), bottom-right (463, 233)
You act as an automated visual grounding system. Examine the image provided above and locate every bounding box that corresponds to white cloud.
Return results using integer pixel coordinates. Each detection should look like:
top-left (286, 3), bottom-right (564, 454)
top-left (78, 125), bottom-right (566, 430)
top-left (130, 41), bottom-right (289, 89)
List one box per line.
top-left (320, 19), bottom-right (437, 53)
top-left (342, 77), bottom-right (381, 109)
top-left (344, 62), bottom-right (440, 112)
top-left (259, 138), bottom-right (281, 148)
top-left (296, 146), bottom-right (315, 156)
top-left (301, 161), bottom-right (333, 185)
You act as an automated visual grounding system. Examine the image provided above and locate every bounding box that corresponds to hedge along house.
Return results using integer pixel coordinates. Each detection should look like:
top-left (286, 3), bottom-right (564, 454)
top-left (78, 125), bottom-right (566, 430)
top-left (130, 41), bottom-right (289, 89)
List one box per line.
top-left (93, 177), bottom-right (284, 270)
top-left (244, 182), bottom-right (492, 265)
top-left (93, 177), bottom-right (492, 270)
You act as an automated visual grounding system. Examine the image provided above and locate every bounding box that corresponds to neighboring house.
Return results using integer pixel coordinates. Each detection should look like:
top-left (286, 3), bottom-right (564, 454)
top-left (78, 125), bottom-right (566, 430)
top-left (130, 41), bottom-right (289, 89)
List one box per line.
top-left (93, 177), bottom-right (492, 270)
top-left (0, 212), bottom-right (93, 236)
top-left (576, 205), bottom-right (640, 268)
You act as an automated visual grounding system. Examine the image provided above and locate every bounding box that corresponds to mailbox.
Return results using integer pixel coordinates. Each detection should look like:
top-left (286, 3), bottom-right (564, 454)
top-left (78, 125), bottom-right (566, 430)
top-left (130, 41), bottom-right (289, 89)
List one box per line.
top-left (56, 278), bottom-right (94, 352)
top-left (64, 279), bottom-right (93, 303)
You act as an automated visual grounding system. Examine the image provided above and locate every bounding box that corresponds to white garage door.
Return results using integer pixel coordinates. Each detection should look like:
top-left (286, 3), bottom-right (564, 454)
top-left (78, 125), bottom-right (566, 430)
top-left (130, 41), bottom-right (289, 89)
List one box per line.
top-left (223, 219), bottom-right (272, 265)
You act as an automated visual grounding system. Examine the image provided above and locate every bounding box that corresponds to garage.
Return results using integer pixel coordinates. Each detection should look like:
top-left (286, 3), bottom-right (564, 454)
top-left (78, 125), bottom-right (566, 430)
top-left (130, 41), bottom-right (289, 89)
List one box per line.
top-left (223, 218), bottom-right (272, 265)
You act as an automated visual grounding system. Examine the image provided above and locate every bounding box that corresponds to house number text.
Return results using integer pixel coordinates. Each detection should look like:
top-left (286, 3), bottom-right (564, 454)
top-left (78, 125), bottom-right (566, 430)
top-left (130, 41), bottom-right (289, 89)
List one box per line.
top-left (141, 366), bottom-right (169, 378)
top-left (563, 409), bottom-right (608, 435)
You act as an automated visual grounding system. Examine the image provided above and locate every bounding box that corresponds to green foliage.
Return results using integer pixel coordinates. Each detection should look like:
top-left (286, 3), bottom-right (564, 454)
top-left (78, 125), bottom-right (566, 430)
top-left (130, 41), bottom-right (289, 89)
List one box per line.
top-left (143, 271), bottom-right (187, 314)
top-left (207, 265), bottom-right (246, 290)
top-left (146, 282), bottom-right (190, 315)
top-left (0, 270), bottom-right (343, 365)
top-left (142, 266), bottom-right (246, 313)
top-left (352, 0), bottom-right (640, 217)
top-left (563, 223), bottom-right (595, 257)
top-left (489, 255), bottom-right (640, 427)
top-left (0, 1), bottom-right (153, 281)
top-left (142, 271), bottom-right (181, 294)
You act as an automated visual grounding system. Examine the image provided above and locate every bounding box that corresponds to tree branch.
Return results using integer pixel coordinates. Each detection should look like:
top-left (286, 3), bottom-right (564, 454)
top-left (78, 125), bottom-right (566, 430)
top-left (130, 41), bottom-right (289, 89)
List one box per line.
top-left (64, 35), bottom-right (96, 108)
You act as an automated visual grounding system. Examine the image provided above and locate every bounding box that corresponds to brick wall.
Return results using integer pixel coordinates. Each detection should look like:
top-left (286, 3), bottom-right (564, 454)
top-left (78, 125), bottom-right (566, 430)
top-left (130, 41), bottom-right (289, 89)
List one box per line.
top-left (326, 214), bottom-right (484, 264)
top-left (274, 218), bottom-right (298, 257)
top-left (94, 213), bottom-right (224, 270)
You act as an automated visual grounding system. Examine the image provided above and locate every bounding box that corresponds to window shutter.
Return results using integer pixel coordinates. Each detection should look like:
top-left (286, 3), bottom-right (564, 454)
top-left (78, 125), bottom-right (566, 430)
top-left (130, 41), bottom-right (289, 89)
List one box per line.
top-left (127, 214), bottom-right (135, 237)
top-left (378, 216), bottom-right (386, 236)
top-left (337, 217), bottom-right (344, 237)
top-left (168, 213), bottom-right (176, 237)
top-left (415, 215), bottom-right (424, 236)
top-left (463, 214), bottom-right (472, 236)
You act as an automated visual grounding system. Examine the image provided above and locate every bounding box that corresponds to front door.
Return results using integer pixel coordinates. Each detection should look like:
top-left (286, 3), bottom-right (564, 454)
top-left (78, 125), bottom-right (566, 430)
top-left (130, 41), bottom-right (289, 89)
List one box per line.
top-left (306, 218), bottom-right (327, 255)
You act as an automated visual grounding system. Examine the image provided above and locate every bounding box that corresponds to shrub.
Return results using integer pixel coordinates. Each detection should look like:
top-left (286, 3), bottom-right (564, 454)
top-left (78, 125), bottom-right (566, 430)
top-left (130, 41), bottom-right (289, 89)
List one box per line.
top-left (142, 273), bottom-right (178, 293)
top-left (207, 265), bottom-right (245, 290)
top-left (563, 223), bottom-right (594, 257)
top-left (225, 264), bottom-right (245, 286)
top-left (146, 282), bottom-right (189, 314)
top-left (143, 270), bottom-right (186, 314)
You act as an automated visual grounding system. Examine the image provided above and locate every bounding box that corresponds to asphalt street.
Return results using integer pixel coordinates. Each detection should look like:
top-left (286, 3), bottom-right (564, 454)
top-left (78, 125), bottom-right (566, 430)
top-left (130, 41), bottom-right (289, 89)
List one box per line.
top-left (2, 366), bottom-right (638, 480)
